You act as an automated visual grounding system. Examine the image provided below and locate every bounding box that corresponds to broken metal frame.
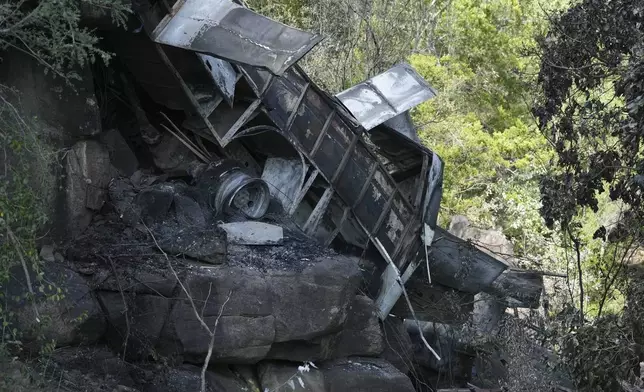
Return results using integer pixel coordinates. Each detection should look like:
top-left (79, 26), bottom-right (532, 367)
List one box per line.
top-left (228, 64), bottom-right (449, 318)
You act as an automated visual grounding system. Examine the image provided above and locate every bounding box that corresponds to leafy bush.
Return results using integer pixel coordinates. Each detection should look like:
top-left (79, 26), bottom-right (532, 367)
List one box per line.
top-left (0, 0), bottom-right (131, 82)
top-left (562, 315), bottom-right (639, 391)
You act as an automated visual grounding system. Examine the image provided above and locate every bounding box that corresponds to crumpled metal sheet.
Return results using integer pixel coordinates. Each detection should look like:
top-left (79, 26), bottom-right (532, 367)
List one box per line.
top-left (197, 53), bottom-right (237, 106)
top-left (382, 111), bottom-right (420, 142)
top-left (151, 0), bottom-right (323, 75)
top-left (335, 63), bottom-right (436, 130)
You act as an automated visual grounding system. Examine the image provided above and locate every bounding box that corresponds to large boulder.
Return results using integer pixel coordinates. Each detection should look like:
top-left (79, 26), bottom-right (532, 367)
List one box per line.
top-left (95, 248), bottom-right (362, 364)
top-left (98, 292), bottom-right (172, 361)
top-left (321, 358), bottom-right (415, 392)
top-left (269, 258), bottom-right (361, 342)
top-left (267, 295), bottom-right (383, 362)
top-left (0, 49), bottom-right (101, 141)
top-left (333, 295), bottom-right (384, 357)
top-left (258, 358), bottom-right (416, 392)
top-left (47, 346), bottom-right (259, 392)
top-left (138, 364), bottom-right (258, 392)
top-left (258, 361), bottom-right (326, 392)
top-left (100, 129), bottom-right (140, 177)
top-left (448, 215), bottom-right (514, 264)
top-left (3, 261), bottom-right (106, 349)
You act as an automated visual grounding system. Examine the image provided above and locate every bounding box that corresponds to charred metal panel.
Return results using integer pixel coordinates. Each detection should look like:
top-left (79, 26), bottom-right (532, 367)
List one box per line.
top-left (150, 0), bottom-right (323, 75)
top-left (487, 270), bottom-right (544, 308)
top-left (369, 124), bottom-right (424, 178)
top-left (383, 111), bottom-right (419, 142)
top-left (391, 280), bottom-right (474, 325)
top-left (429, 227), bottom-right (509, 293)
top-left (238, 65), bottom-right (273, 96)
top-left (335, 63), bottom-right (436, 130)
top-left (197, 54), bottom-right (237, 107)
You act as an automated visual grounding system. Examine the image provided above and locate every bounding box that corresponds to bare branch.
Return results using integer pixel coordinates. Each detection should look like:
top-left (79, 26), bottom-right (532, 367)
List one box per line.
top-left (6, 223), bottom-right (40, 323)
top-left (106, 255), bottom-right (130, 360)
top-left (144, 222), bottom-right (232, 392)
top-left (144, 223), bottom-right (212, 333)
top-left (201, 291), bottom-right (231, 392)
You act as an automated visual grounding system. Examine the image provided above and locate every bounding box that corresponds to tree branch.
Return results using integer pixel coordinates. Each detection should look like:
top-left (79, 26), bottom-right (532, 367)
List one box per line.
top-left (6, 223), bottom-right (40, 323)
top-left (106, 255), bottom-right (130, 360)
top-left (567, 228), bottom-right (584, 322)
top-left (144, 223), bottom-right (232, 392)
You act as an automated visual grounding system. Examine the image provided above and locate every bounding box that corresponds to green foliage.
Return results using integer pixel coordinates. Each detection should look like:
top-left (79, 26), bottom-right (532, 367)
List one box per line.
top-left (0, 0), bottom-right (129, 357)
top-left (247, 0), bottom-right (448, 92)
top-left (409, 0), bottom-right (563, 269)
top-left (0, 89), bottom-right (54, 283)
top-left (0, 87), bottom-right (61, 364)
top-left (535, 0), bottom-right (644, 239)
top-left (562, 315), bottom-right (638, 391)
top-left (0, 0), bottom-right (131, 82)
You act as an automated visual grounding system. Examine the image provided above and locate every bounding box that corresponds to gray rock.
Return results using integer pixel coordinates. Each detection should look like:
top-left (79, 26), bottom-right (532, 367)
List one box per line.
top-left (258, 361), bottom-right (326, 392)
top-left (180, 266), bottom-right (274, 318)
top-left (3, 262), bottom-right (106, 348)
top-left (86, 241), bottom-right (361, 364)
top-left (219, 221), bottom-right (283, 245)
top-left (108, 176), bottom-right (139, 224)
top-left (322, 357), bottom-right (415, 392)
top-left (135, 184), bottom-right (176, 226)
top-left (0, 48), bottom-right (101, 140)
top-left (258, 358), bottom-right (415, 392)
top-left (151, 256), bottom-right (360, 364)
top-left (157, 225), bottom-right (227, 264)
top-left (380, 316), bottom-right (414, 374)
top-left (40, 245), bottom-right (56, 262)
top-left (270, 257), bottom-right (361, 342)
top-left (98, 292), bottom-right (171, 360)
top-left (139, 364), bottom-right (257, 392)
top-left (334, 295), bottom-right (384, 357)
top-left (66, 140), bottom-right (115, 235)
top-left (101, 129), bottom-right (139, 177)
top-left (448, 215), bottom-right (515, 265)
top-left (149, 133), bottom-right (198, 176)
top-left (174, 194), bottom-right (207, 228)
top-left (95, 265), bottom-right (178, 297)
top-left (0, 49), bottom-right (102, 241)
top-left (159, 301), bottom-right (275, 364)
top-left (266, 295), bottom-right (384, 362)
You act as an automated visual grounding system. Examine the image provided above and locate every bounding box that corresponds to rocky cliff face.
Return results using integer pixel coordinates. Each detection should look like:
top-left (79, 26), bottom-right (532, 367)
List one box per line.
top-left (6, 215), bottom-right (415, 391)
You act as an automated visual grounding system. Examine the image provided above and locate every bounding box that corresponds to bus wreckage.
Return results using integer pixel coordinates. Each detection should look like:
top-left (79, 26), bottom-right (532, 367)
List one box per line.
top-left (100, 0), bottom-right (543, 357)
